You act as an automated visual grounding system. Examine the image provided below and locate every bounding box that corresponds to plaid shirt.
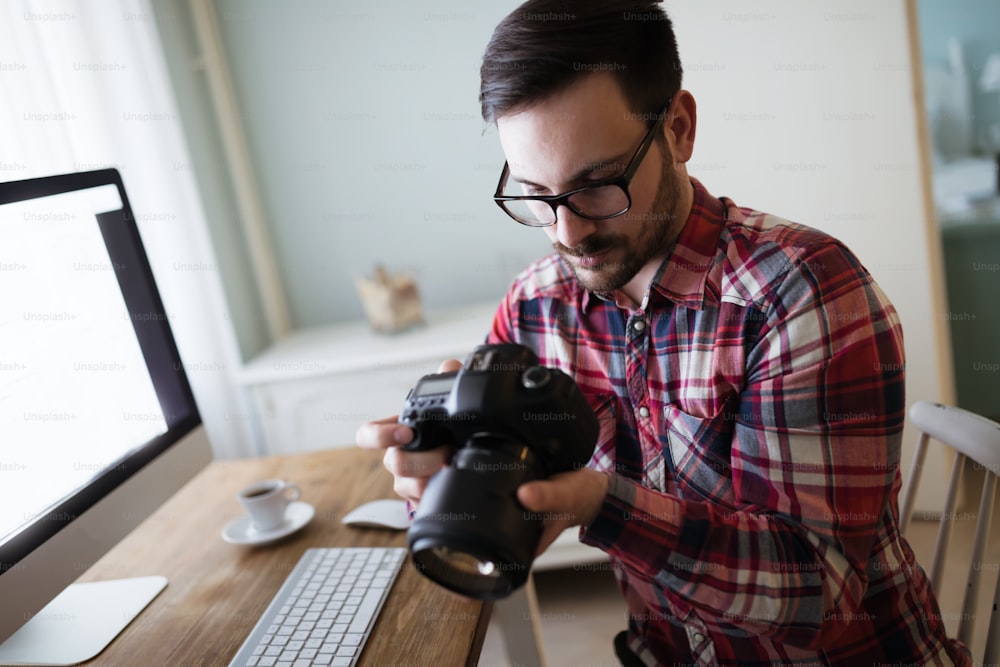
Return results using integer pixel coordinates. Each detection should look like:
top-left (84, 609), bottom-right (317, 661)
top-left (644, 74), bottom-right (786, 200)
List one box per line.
top-left (487, 179), bottom-right (971, 666)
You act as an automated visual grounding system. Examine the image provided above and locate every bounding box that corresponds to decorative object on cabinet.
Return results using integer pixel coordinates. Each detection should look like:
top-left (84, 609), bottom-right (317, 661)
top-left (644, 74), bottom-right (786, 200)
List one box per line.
top-left (355, 264), bottom-right (424, 333)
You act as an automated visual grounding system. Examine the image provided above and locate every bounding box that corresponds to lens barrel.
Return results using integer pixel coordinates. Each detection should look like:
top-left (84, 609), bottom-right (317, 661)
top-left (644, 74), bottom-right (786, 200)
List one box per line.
top-left (407, 434), bottom-right (540, 600)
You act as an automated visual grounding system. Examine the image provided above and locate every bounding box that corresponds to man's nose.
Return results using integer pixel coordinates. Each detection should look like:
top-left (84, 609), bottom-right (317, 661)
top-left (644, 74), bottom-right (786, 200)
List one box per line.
top-left (553, 205), bottom-right (598, 249)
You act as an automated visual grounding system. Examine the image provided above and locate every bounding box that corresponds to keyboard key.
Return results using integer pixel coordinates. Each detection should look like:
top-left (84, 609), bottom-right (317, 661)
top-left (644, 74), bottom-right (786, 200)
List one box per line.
top-left (347, 588), bottom-right (388, 634)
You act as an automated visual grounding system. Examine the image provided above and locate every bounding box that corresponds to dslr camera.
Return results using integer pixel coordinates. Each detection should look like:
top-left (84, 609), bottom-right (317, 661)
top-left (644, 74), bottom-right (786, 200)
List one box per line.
top-left (399, 343), bottom-right (598, 600)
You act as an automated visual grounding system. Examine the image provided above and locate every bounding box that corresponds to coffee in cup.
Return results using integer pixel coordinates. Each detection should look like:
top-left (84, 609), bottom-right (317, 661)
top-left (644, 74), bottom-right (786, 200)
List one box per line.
top-left (238, 479), bottom-right (301, 532)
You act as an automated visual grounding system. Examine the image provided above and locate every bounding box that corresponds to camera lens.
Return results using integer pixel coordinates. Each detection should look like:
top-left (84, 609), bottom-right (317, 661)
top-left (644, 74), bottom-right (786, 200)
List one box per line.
top-left (408, 434), bottom-right (540, 600)
top-left (430, 547), bottom-right (499, 577)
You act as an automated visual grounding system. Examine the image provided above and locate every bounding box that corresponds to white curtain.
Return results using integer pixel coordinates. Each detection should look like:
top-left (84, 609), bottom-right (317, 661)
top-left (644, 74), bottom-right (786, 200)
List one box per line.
top-left (0, 0), bottom-right (256, 458)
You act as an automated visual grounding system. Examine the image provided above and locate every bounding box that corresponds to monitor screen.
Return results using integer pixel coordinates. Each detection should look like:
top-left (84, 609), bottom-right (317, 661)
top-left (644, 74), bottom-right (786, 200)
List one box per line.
top-left (0, 169), bottom-right (212, 662)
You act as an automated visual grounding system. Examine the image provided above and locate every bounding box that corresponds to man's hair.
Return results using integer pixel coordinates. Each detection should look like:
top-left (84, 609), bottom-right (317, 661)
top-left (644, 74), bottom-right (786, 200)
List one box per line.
top-left (479, 0), bottom-right (682, 123)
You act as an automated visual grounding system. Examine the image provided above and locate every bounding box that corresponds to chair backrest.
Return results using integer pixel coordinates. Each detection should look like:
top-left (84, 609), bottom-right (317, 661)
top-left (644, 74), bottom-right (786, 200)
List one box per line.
top-left (899, 401), bottom-right (1000, 664)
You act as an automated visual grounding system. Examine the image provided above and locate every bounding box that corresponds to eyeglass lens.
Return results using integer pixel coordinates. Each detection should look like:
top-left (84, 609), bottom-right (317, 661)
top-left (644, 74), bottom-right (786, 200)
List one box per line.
top-left (500, 183), bottom-right (630, 226)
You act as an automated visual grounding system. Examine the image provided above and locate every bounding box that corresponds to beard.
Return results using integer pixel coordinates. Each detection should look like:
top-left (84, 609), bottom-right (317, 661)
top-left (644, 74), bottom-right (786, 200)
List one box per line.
top-left (553, 144), bottom-right (686, 294)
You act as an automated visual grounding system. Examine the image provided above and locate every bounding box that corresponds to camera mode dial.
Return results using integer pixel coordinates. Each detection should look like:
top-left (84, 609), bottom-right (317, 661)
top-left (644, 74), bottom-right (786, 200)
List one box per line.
top-left (521, 366), bottom-right (551, 389)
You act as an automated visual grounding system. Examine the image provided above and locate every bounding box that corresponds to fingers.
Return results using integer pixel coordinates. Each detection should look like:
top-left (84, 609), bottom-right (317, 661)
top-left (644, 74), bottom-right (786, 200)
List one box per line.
top-left (392, 476), bottom-right (430, 509)
top-left (355, 415), bottom-right (413, 450)
top-left (438, 359), bottom-right (462, 373)
top-left (383, 446), bottom-right (449, 507)
top-left (516, 470), bottom-right (611, 556)
top-left (384, 445), bottom-right (449, 478)
top-left (516, 480), bottom-right (547, 513)
top-left (518, 470), bottom-right (608, 519)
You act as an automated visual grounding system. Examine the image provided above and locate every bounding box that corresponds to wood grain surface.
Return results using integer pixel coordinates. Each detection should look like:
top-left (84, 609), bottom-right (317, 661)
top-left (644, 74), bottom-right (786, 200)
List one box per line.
top-left (77, 447), bottom-right (490, 666)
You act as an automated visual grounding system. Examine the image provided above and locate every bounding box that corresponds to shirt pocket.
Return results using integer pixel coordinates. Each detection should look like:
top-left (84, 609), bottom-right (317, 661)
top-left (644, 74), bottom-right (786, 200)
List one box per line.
top-left (662, 400), bottom-right (737, 505)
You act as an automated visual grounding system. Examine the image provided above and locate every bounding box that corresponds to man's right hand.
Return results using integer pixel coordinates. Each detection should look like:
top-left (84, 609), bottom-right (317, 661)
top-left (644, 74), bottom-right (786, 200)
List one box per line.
top-left (354, 359), bottom-right (462, 511)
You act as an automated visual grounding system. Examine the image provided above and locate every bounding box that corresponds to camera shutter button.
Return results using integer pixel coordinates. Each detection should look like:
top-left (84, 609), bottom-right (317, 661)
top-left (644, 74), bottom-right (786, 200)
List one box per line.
top-left (521, 366), bottom-right (551, 389)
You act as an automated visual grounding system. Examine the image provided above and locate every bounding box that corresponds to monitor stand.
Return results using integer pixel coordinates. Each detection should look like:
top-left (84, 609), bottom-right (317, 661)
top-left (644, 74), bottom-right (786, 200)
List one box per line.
top-left (0, 577), bottom-right (166, 666)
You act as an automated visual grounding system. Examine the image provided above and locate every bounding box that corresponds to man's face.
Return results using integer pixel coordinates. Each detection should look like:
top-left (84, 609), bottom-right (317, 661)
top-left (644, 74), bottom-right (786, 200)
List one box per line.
top-left (496, 73), bottom-right (686, 294)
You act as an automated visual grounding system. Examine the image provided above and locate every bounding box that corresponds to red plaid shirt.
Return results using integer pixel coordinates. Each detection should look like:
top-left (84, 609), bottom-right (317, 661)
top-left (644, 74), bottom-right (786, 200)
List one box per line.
top-left (488, 179), bottom-right (971, 666)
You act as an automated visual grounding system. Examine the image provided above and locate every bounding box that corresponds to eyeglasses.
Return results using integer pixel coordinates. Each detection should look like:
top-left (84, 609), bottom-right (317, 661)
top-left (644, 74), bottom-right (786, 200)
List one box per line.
top-left (493, 103), bottom-right (670, 228)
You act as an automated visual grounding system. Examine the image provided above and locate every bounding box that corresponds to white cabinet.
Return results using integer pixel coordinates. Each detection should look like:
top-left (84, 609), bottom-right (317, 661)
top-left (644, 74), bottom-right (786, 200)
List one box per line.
top-left (237, 302), bottom-right (497, 454)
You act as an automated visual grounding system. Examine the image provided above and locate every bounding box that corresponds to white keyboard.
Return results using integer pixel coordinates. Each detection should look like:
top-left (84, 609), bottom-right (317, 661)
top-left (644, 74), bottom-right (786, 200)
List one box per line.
top-left (228, 547), bottom-right (406, 667)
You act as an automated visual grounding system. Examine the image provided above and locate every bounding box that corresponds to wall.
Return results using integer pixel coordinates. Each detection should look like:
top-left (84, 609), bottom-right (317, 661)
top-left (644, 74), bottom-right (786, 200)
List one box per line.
top-left (209, 0), bottom-right (552, 330)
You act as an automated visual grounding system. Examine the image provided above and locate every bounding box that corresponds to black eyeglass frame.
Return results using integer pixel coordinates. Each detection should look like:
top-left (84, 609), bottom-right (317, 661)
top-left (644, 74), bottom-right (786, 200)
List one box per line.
top-left (492, 101), bottom-right (671, 228)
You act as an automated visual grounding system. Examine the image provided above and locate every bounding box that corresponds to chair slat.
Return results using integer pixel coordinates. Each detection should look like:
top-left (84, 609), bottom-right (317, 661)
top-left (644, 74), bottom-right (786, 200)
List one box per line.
top-left (958, 474), bottom-right (998, 646)
top-left (899, 433), bottom-right (929, 535)
top-left (930, 453), bottom-right (965, 593)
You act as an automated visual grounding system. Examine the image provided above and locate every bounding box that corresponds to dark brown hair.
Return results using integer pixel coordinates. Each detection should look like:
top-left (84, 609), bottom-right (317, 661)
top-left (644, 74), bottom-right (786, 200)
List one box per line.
top-left (479, 0), bottom-right (682, 123)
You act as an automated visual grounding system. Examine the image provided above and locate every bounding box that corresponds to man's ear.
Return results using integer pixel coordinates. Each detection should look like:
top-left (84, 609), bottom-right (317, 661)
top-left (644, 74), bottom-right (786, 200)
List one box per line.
top-left (666, 90), bottom-right (696, 163)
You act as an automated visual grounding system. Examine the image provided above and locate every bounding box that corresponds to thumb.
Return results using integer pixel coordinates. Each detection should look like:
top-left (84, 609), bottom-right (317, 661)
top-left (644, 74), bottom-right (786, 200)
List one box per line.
top-left (438, 358), bottom-right (462, 373)
top-left (517, 479), bottom-right (565, 513)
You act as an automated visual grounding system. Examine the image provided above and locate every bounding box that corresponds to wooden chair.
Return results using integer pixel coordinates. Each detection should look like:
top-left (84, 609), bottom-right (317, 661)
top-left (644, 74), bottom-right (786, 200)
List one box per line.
top-left (899, 401), bottom-right (1000, 664)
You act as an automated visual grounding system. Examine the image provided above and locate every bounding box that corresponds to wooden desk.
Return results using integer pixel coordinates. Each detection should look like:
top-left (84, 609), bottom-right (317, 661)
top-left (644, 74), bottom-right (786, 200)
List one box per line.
top-left (77, 448), bottom-right (491, 666)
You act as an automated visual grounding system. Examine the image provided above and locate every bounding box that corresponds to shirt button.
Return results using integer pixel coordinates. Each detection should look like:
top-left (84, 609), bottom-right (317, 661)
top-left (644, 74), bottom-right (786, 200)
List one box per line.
top-left (693, 632), bottom-right (706, 643)
top-left (633, 319), bottom-right (646, 332)
top-left (638, 406), bottom-right (650, 418)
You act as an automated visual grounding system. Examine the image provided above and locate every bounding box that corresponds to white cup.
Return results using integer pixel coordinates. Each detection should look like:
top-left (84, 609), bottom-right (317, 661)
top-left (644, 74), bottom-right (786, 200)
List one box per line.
top-left (238, 479), bottom-right (301, 532)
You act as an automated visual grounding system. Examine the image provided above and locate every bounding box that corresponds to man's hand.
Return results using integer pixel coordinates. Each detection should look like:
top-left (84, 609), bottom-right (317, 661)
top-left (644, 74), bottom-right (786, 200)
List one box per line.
top-left (355, 359), bottom-right (462, 511)
top-left (517, 467), bottom-right (610, 555)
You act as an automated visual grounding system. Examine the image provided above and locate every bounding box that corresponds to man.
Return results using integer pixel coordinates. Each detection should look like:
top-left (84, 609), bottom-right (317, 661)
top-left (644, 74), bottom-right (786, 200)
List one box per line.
top-left (358, 1), bottom-right (971, 665)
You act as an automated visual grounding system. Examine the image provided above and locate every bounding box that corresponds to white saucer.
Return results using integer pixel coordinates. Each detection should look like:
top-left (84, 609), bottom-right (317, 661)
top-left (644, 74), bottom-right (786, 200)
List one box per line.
top-left (222, 501), bottom-right (315, 546)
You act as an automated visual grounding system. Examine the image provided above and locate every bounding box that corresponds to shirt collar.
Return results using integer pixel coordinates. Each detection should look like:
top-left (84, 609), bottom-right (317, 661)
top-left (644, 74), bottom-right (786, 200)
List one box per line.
top-left (581, 177), bottom-right (727, 313)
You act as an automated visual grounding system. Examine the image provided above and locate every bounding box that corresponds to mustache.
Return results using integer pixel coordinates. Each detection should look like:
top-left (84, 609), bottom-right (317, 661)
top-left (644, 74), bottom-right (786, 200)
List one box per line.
top-left (553, 235), bottom-right (625, 257)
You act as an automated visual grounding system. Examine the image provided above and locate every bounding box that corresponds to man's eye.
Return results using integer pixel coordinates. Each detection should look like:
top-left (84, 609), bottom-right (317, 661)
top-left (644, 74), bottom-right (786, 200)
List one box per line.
top-left (586, 171), bottom-right (622, 183)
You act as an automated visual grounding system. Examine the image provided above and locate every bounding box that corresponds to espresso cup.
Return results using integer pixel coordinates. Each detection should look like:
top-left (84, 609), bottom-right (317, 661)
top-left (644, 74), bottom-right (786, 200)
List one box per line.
top-left (238, 479), bottom-right (301, 532)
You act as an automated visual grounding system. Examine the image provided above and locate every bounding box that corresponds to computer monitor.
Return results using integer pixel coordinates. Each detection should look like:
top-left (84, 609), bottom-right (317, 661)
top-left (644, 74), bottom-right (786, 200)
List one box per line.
top-left (0, 169), bottom-right (213, 665)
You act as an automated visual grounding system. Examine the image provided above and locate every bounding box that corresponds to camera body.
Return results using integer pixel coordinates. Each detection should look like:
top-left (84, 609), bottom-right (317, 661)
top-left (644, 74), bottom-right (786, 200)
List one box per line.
top-left (399, 343), bottom-right (599, 600)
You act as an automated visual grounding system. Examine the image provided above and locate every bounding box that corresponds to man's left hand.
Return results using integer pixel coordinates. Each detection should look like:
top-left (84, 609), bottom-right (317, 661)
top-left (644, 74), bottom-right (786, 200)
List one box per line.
top-left (516, 468), bottom-right (610, 555)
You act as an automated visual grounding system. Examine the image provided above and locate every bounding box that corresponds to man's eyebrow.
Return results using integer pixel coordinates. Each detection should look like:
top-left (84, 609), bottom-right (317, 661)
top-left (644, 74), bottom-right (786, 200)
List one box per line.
top-left (510, 150), bottom-right (632, 189)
